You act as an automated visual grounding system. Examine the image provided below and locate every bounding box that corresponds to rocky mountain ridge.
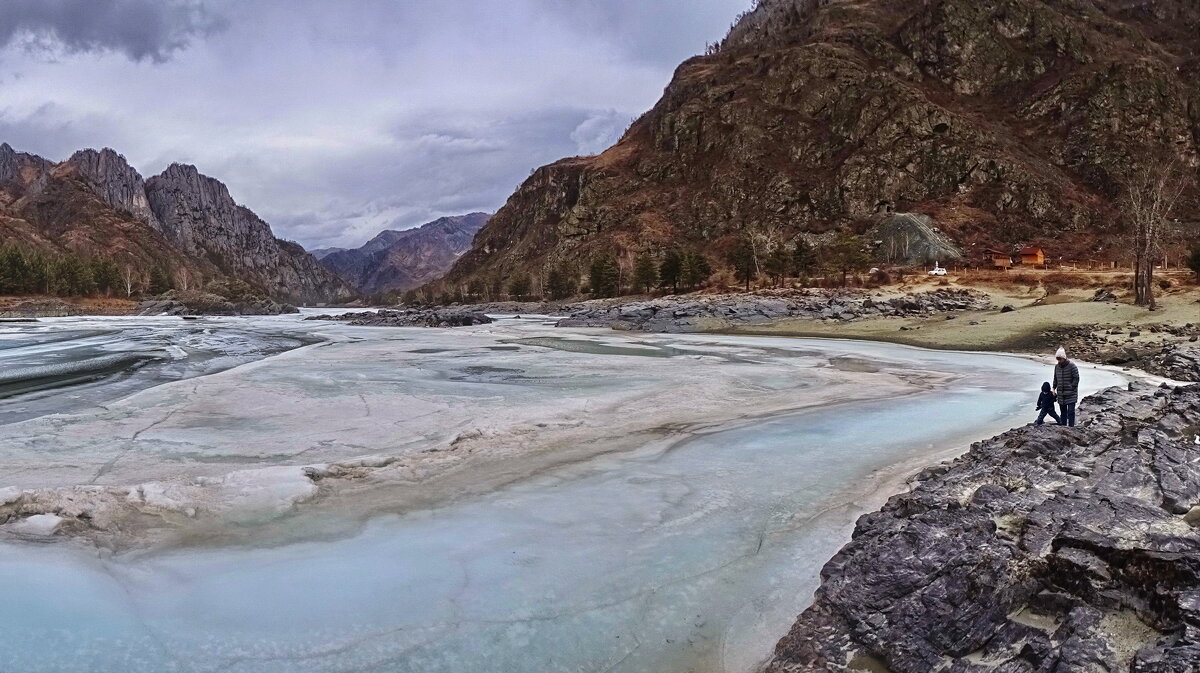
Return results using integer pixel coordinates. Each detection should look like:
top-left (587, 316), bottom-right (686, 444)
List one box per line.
top-left (437, 0), bottom-right (1200, 292)
top-left (0, 143), bottom-right (352, 304)
top-left (319, 213), bottom-right (489, 295)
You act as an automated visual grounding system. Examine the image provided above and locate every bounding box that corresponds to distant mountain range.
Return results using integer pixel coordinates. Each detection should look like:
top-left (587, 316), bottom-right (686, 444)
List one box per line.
top-left (317, 213), bottom-right (490, 296)
top-left (0, 143), bottom-right (353, 304)
top-left (435, 0), bottom-right (1200, 292)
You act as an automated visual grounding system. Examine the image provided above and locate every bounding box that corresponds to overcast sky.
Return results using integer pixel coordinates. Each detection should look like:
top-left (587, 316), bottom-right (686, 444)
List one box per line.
top-left (0, 0), bottom-right (749, 249)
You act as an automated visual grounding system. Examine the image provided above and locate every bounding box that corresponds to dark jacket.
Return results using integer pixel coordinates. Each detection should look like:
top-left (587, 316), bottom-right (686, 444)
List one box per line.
top-left (1054, 360), bottom-right (1080, 404)
top-left (1036, 382), bottom-right (1056, 411)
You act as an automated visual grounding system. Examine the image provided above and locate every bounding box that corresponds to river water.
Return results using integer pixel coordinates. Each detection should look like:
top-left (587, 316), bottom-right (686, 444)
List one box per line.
top-left (0, 315), bottom-right (312, 425)
top-left (0, 316), bottom-right (1128, 673)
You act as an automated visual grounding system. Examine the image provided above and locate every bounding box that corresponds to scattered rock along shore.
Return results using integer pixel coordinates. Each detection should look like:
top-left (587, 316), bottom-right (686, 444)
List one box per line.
top-left (306, 308), bottom-right (493, 327)
top-left (528, 288), bottom-right (989, 333)
top-left (556, 288), bottom-right (990, 332)
top-left (767, 382), bottom-right (1200, 673)
top-left (0, 298), bottom-right (86, 318)
top-left (1038, 324), bottom-right (1200, 384)
top-left (136, 290), bottom-right (298, 316)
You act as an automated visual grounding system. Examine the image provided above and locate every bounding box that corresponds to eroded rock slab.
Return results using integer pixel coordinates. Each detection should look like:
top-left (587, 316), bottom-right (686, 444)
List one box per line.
top-left (766, 383), bottom-right (1200, 673)
top-left (556, 289), bottom-right (991, 333)
top-left (306, 308), bottom-right (493, 327)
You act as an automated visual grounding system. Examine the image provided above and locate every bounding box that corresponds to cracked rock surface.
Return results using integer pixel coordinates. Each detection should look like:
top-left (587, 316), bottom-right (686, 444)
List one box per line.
top-left (556, 289), bottom-right (991, 333)
top-left (767, 383), bottom-right (1200, 673)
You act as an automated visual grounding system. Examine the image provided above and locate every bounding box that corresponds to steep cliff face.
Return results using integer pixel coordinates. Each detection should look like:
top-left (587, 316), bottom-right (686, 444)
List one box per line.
top-left (443, 0), bottom-right (1200, 289)
top-left (62, 149), bottom-right (160, 229)
top-left (0, 143), bottom-right (51, 193)
top-left (0, 145), bottom-right (352, 303)
top-left (0, 145), bottom-right (202, 278)
top-left (320, 213), bottom-right (489, 294)
top-left (144, 163), bottom-right (353, 304)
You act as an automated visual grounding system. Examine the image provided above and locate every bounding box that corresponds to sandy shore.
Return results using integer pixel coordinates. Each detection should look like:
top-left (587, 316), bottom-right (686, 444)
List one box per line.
top-left (725, 275), bottom-right (1199, 357)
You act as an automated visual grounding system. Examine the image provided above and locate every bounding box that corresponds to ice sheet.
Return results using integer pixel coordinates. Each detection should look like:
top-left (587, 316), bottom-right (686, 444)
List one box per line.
top-left (0, 315), bottom-right (1131, 672)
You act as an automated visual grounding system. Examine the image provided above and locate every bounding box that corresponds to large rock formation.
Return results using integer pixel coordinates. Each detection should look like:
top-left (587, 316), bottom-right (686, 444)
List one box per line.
top-left (63, 149), bottom-right (159, 228)
top-left (1, 144), bottom-right (203, 280)
top-left (319, 213), bottom-right (489, 295)
top-left (0, 143), bottom-right (51, 192)
top-left (146, 163), bottom-right (351, 304)
top-left (0, 144), bottom-right (352, 304)
top-left (438, 0), bottom-right (1200, 291)
top-left (767, 382), bottom-right (1200, 672)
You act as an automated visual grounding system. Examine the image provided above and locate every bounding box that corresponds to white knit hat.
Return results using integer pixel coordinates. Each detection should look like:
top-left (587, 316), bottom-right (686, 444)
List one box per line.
top-left (1055, 346), bottom-right (1067, 359)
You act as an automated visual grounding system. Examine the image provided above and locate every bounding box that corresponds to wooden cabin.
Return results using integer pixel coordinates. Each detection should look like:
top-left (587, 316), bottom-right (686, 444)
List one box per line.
top-left (1019, 246), bottom-right (1045, 267)
top-left (984, 248), bottom-right (1012, 270)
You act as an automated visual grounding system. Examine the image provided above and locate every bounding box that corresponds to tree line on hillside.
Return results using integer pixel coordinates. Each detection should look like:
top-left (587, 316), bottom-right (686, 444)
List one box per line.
top-left (410, 231), bottom-right (881, 305)
top-left (0, 245), bottom-right (183, 298)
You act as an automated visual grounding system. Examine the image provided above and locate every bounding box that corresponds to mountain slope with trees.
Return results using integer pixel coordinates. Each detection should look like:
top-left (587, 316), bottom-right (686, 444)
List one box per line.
top-left (431, 0), bottom-right (1200, 300)
top-left (0, 143), bottom-right (353, 304)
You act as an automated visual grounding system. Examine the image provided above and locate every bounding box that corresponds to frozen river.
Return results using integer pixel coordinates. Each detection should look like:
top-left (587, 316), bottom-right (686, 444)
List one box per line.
top-left (0, 315), bottom-right (1129, 673)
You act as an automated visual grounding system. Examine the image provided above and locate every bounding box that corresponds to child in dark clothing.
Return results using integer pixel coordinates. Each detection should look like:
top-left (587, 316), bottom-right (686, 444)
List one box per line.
top-left (1035, 381), bottom-right (1060, 425)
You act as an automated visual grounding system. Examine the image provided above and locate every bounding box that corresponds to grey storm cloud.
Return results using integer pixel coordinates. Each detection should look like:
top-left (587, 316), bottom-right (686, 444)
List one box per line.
top-left (0, 0), bottom-right (751, 249)
top-left (0, 0), bottom-right (227, 62)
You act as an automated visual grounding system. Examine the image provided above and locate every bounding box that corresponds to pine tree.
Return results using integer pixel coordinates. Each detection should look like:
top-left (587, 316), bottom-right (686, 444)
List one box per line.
top-left (763, 246), bottom-right (791, 286)
top-left (632, 252), bottom-right (657, 294)
top-left (545, 263), bottom-right (577, 300)
top-left (0, 246), bottom-right (27, 294)
top-left (792, 239), bottom-right (816, 279)
top-left (658, 249), bottom-right (682, 294)
top-left (588, 254), bottom-right (620, 298)
top-left (727, 238), bottom-right (757, 291)
top-left (90, 258), bottom-right (122, 296)
top-left (824, 231), bottom-right (871, 287)
top-left (148, 264), bottom-right (174, 295)
top-left (508, 274), bottom-right (532, 300)
top-left (25, 251), bottom-right (49, 294)
top-left (680, 251), bottom-right (712, 290)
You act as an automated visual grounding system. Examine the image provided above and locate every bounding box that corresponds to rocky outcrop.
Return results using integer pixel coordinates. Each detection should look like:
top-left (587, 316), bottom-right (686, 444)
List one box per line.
top-left (1156, 345), bottom-right (1200, 383)
top-left (306, 308), bottom-right (493, 328)
top-left (438, 0), bottom-right (1200, 293)
top-left (319, 213), bottom-right (490, 295)
top-left (1, 146), bottom-right (207, 280)
top-left (1032, 324), bottom-right (1200, 380)
top-left (0, 144), bottom-right (353, 304)
top-left (0, 143), bottom-right (51, 191)
top-left (136, 290), bottom-right (298, 316)
top-left (145, 163), bottom-right (353, 305)
top-left (767, 382), bottom-right (1200, 673)
top-left (63, 149), bottom-right (159, 228)
top-left (555, 288), bottom-right (991, 332)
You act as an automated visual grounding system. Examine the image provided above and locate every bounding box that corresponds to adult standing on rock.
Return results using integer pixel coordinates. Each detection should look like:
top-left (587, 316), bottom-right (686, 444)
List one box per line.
top-left (1052, 346), bottom-right (1080, 427)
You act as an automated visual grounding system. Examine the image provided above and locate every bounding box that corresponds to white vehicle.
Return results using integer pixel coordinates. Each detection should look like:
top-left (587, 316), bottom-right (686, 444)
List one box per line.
top-left (928, 264), bottom-right (947, 276)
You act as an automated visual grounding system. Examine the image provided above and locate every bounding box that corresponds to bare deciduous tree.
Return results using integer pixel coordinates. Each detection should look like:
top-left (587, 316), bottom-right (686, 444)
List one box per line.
top-left (176, 267), bottom-right (191, 292)
top-left (1122, 159), bottom-right (1187, 309)
top-left (121, 265), bottom-right (140, 297)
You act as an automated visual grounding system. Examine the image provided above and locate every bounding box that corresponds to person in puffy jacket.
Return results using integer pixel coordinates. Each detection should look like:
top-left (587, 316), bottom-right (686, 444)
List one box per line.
top-left (1035, 381), bottom-right (1060, 426)
top-left (1052, 346), bottom-right (1080, 427)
